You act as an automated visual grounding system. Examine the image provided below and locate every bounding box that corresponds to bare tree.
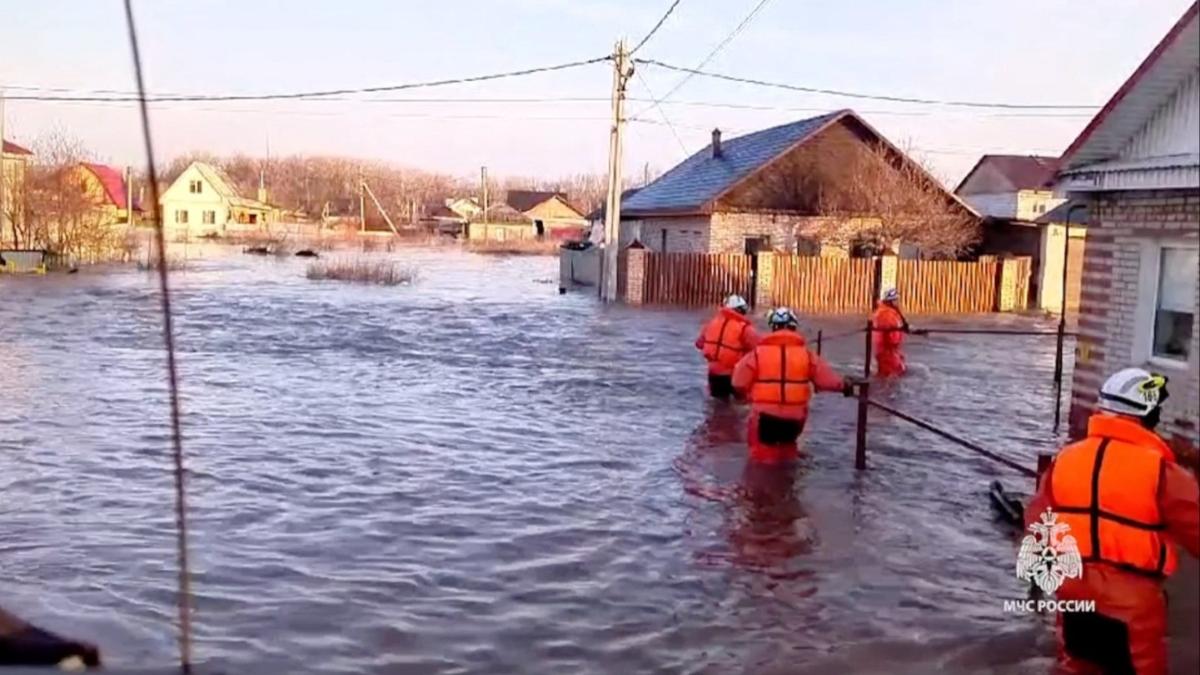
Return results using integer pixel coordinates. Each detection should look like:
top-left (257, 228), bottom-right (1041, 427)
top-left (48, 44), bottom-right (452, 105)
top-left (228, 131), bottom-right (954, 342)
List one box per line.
top-left (816, 141), bottom-right (979, 258)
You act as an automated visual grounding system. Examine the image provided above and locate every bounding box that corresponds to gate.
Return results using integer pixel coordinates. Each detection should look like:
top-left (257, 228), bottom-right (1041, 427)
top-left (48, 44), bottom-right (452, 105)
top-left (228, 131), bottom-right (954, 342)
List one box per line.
top-left (770, 256), bottom-right (876, 313)
top-left (642, 253), bottom-right (752, 306)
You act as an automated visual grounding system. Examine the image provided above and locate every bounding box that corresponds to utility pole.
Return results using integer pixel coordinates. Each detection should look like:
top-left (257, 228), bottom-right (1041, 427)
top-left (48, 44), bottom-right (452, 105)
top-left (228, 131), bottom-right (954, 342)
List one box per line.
top-left (601, 39), bottom-right (632, 302)
top-left (1, 90), bottom-right (6, 243)
top-left (481, 165), bottom-right (489, 217)
top-left (126, 166), bottom-right (135, 226)
top-left (359, 167), bottom-right (366, 233)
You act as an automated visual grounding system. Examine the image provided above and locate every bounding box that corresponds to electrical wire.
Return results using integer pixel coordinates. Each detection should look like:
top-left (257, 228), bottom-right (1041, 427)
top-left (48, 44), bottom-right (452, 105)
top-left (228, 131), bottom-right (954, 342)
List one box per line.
top-left (2, 56), bottom-right (611, 103)
top-left (633, 69), bottom-right (689, 155)
top-left (634, 0), bottom-right (774, 118)
top-left (636, 59), bottom-right (1102, 110)
top-left (630, 0), bottom-right (684, 55)
top-left (121, 0), bottom-right (193, 671)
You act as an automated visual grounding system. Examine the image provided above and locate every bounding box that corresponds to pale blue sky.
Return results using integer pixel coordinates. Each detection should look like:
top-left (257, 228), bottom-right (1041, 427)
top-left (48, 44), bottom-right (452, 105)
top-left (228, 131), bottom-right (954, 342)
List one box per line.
top-left (1, 0), bottom-right (1194, 183)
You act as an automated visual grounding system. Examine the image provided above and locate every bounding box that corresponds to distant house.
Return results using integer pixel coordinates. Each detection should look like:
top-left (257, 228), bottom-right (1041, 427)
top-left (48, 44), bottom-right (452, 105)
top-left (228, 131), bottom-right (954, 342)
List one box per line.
top-left (1057, 2), bottom-right (1198, 454)
top-left (72, 163), bottom-right (142, 226)
top-left (467, 203), bottom-right (533, 242)
top-left (445, 197), bottom-right (482, 220)
top-left (955, 155), bottom-right (1081, 312)
top-left (505, 190), bottom-right (587, 239)
top-left (420, 201), bottom-right (468, 237)
top-left (160, 161), bottom-right (278, 240)
top-left (1, 139), bottom-right (33, 247)
top-left (618, 109), bottom-right (975, 256)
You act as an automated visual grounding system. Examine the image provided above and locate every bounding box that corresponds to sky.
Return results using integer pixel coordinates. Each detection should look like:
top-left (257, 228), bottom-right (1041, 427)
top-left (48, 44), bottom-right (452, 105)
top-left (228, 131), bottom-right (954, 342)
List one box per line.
top-left (1, 0), bottom-right (1195, 186)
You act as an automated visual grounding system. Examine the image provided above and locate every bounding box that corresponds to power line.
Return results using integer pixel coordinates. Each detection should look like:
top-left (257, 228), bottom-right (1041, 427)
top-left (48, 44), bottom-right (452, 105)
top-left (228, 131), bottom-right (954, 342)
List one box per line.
top-left (636, 59), bottom-right (1102, 110)
top-left (1, 56), bottom-right (611, 103)
top-left (632, 0), bottom-right (773, 120)
top-left (631, 0), bottom-right (684, 55)
top-left (633, 69), bottom-right (689, 155)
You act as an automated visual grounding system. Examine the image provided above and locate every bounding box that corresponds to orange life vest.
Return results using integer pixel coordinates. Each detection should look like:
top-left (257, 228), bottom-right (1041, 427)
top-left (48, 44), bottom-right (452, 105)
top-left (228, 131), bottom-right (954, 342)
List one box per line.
top-left (1049, 414), bottom-right (1178, 578)
top-left (700, 308), bottom-right (752, 371)
top-left (747, 332), bottom-right (812, 410)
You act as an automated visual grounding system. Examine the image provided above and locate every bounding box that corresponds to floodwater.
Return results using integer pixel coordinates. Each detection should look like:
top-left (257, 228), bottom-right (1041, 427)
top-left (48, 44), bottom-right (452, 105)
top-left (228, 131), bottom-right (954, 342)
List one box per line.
top-left (0, 248), bottom-right (1192, 674)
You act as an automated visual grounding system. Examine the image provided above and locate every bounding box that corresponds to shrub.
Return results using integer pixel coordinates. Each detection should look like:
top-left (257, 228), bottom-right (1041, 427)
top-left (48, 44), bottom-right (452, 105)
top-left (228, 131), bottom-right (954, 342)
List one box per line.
top-left (305, 258), bottom-right (417, 286)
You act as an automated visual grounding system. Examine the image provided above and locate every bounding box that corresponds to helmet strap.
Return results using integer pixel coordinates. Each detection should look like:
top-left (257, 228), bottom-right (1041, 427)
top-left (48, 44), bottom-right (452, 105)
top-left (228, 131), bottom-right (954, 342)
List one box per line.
top-left (1142, 406), bottom-right (1163, 431)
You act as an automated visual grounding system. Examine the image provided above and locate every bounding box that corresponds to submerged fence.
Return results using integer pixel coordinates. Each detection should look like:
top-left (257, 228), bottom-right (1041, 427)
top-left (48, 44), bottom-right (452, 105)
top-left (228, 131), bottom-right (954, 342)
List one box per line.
top-left (622, 250), bottom-right (1032, 314)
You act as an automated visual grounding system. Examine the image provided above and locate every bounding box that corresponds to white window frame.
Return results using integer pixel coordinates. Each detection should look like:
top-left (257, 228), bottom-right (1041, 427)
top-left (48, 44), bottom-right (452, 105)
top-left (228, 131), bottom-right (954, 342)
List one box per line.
top-left (1132, 237), bottom-right (1198, 371)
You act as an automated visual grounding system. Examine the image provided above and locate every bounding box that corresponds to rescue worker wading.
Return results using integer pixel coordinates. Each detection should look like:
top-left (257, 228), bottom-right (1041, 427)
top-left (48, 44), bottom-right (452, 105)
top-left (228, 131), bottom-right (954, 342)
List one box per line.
top-left (872, 288), bottom-right (910, 377)
top-left (1026, 368), bottom-right (1199, 675)
top-left (695, 294), bottom-right (760, 399)
top-left (731, 307), bottom-right (855, 464)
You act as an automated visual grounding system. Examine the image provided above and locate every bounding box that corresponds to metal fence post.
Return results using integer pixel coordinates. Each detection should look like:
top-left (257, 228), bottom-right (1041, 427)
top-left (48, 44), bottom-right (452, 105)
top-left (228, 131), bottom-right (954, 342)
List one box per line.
top-left (816, 329), bottom-right (823, 356)
top-left (1036, 452), bottom-right (1053, 484)
top-left (863, 320), bottom-right (873, 379)
top-left (855, 380), bottom-right (870, 470)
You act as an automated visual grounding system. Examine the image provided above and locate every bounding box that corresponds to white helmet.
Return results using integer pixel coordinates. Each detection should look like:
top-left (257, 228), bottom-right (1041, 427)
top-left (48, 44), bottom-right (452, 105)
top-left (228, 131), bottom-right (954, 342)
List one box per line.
top-left (882, 288), bottom-right (900, 303)
top-left (1098, 368), bottom-right (1170, 418)
top-left (767, 307), bottom-right (799, 330)
top-left (724, 294), bottom-right (749, 314)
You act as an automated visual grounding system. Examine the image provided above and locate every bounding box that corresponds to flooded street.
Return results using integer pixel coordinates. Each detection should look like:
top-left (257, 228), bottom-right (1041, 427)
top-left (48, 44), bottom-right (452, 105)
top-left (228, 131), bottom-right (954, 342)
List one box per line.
top-left (0, 248), bottom-right (1181, 673)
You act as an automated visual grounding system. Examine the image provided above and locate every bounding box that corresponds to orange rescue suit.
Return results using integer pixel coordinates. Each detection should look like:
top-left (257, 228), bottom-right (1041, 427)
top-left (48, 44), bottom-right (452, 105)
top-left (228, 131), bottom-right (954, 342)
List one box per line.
top-left (732, 332), bottom-right (846, 463)
top-left (1028, 413), bottom-right (1200, 675)
top-left (871, 301), bottom-right (907, 377)
top-left (695, 308), bottom-right (760, 375)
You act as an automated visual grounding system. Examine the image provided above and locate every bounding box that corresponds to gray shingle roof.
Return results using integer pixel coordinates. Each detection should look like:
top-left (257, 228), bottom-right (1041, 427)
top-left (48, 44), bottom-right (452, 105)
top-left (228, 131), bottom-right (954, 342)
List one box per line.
top-left (622, 110), bottom-right (846, 216)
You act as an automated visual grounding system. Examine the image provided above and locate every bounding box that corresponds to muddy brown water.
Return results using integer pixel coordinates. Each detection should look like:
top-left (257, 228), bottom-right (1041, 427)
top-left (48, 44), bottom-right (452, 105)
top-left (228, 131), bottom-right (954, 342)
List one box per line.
top-left (0, 248), bottom-right (1193, 674)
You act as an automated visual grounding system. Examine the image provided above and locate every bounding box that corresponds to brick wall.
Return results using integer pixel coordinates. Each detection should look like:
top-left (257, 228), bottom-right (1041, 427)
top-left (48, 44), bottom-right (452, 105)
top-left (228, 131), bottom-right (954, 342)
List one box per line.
top-left (1069, 189), bottom-right (1200, 454)
top-left (623, 216), bottom-right (711, 252)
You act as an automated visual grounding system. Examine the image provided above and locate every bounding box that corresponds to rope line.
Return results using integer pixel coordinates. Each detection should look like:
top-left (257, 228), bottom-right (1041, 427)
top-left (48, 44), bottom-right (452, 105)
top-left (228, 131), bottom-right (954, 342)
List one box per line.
top-left (121, 1), bottom-right (194, 671)
top-left (867, 399), bottom-right (1038, 477)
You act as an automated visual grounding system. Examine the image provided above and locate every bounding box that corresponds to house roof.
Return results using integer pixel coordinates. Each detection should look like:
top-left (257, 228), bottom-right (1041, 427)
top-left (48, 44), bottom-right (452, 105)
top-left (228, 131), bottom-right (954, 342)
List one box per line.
top-left (506, 190), bottom-right (570, 213)
top-left (954, 155), bottom-right (1060, 194)
top-left (81, 163), bottom-right (142, 211)
top-left (1059, 1), bottom-right (1199, 170)
top-left (2, 139), bottom-right (32, 156)
top-left (587, 187), bottom-right (641, 221)
top-left (622, 109), bottom-right (975, 218)
top-left (623, 112), bottom-right (846, 216)
top-left (186, 161), bottom-right (273, 210)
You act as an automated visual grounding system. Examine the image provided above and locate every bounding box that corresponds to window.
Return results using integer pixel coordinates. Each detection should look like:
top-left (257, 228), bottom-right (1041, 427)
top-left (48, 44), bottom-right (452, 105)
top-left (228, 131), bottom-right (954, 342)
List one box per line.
top-left (175, 210), bottom-right (188, 224)
top-left (1152, 247), bottom-right (1197, 361)
top-left (189, 180), bottom-right (202, 194)
top-left (202, 210), bottom-right (216, 225)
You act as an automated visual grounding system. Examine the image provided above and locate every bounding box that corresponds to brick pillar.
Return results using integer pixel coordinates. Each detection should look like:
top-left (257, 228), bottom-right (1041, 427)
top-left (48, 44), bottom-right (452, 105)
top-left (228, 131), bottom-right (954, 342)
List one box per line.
top-left (879, 254), bottom-right (898, 298)
top-left (998, 258), bottom-right (1020, 312)
top-left (755, 252), bottom-right (775, 308)
top-left (626, 248), bottom-right (647, 305)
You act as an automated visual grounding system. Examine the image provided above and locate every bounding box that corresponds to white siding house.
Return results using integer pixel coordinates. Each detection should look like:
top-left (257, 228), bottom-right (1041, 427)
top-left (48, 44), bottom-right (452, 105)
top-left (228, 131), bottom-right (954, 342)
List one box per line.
top-left (1059, 2), bottom-right (1200, 456)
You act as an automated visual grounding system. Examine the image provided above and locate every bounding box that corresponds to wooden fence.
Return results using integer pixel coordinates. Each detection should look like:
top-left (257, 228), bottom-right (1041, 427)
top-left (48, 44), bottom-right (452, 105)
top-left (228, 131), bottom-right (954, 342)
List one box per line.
top-left (894, 259), bottom-right (998, 314)
top-left (624, 251), bottom-right (1031, 314)
top-left (771, 256), bottom-right (876, 313)
top-left (639, 252), bottom-right (752, 306)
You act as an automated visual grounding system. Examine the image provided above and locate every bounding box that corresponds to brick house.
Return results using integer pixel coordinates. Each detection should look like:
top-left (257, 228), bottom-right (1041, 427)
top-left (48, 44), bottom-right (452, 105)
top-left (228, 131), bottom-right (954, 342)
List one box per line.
top-left (955, 155), bottom-right (1085, 312)
top-left (618, 109), bottom-right (974, 256)
top-left (1058, 2), bottom-right (1199, 454)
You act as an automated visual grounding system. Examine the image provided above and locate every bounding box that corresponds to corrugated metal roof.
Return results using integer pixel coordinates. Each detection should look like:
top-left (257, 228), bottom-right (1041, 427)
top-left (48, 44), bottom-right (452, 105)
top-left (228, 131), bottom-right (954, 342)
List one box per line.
top-left (81, 163), bottom-right (142, 211)
top-left (622, 111), bottom-right (845, 216)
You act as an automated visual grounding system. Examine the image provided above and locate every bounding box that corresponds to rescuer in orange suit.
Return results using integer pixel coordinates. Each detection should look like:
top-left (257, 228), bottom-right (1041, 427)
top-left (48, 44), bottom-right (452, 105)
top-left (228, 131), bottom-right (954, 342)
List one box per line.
top-left (695, 294), bottom-right (761, 400)
top-left (1026, 368), bottom-right (1199, 675)
top-left (731, 307), bottom-right (856, 464)
top-left (872, 288), bottom-right (910, 377)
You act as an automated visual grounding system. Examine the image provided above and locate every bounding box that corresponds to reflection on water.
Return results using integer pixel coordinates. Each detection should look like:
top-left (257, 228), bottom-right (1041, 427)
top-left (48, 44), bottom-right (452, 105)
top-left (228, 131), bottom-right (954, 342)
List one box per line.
top-left (0, 246), bottom-right (1155, 673)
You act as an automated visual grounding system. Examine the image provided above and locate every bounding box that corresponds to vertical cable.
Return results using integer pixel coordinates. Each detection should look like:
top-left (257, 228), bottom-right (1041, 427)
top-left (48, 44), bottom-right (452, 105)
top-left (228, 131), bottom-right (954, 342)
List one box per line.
top-left (120, 1), bottom-right (194, 671)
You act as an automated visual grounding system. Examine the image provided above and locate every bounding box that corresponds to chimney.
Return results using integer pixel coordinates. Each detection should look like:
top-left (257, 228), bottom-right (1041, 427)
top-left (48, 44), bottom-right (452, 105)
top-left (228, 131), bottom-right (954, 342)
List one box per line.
top-left (711, 128), bottom-right (722, 158)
